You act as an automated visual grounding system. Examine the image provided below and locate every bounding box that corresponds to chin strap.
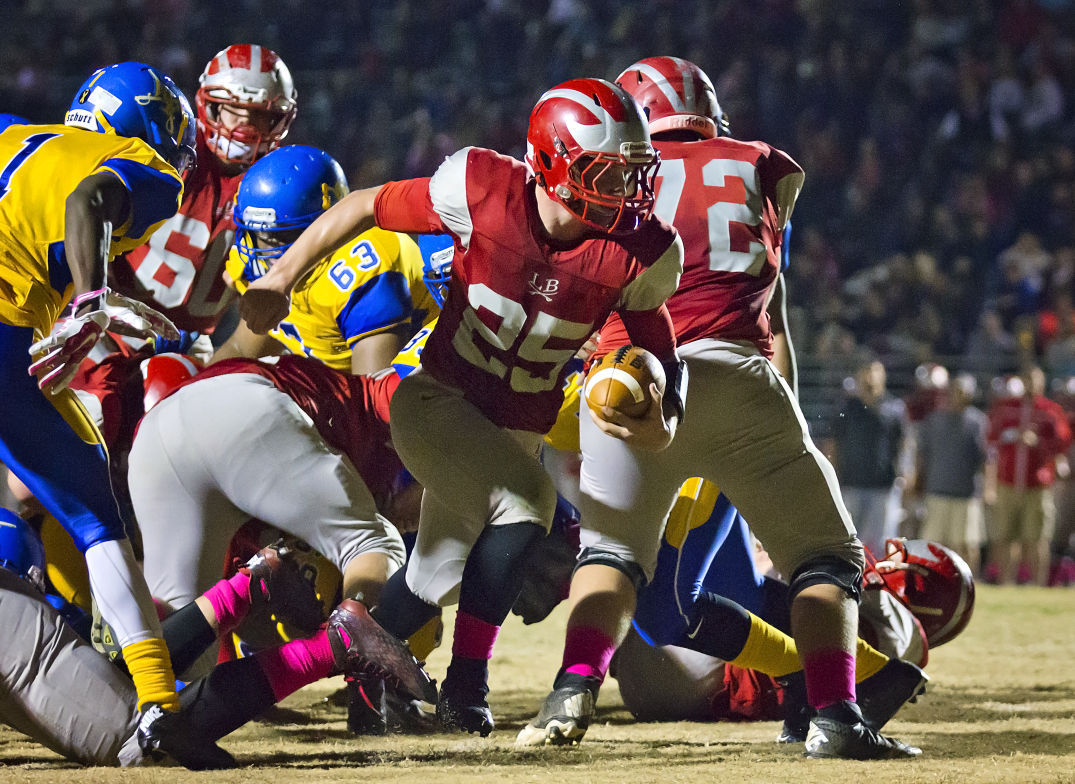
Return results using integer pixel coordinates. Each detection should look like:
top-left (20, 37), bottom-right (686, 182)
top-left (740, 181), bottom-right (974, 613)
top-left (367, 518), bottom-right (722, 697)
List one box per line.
top-left (661, 356), bottom-right (688, 424)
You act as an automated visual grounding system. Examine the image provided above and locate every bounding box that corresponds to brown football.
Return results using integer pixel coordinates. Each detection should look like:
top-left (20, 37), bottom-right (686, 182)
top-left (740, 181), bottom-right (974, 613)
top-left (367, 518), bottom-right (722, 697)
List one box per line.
top-left (584, 345), bottom-right (665, 419)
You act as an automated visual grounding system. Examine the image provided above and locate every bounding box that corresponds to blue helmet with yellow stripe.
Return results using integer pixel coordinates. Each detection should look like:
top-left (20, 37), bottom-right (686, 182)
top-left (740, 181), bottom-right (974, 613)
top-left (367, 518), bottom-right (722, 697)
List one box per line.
top-left (65, 62), bottom-right (196, 175)
top-left (234, 144), bottom-right (349, 281)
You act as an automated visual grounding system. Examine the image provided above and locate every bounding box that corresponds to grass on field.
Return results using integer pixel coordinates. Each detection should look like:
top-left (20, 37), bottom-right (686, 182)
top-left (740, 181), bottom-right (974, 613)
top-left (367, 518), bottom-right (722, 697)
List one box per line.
top-left (2, 585), bottom-right (1074, 784)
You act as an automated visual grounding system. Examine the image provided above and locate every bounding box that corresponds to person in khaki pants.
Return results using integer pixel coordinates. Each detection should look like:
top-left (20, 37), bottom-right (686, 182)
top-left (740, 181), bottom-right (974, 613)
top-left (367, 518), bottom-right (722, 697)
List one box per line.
top-left (916, 373), bottom-right (988, 575)
top-left (985, 366), bottom-right (1072, 584)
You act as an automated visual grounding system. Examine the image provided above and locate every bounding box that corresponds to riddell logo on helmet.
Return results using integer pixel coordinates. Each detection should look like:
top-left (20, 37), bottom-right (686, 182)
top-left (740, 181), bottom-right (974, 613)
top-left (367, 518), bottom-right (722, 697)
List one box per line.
top-left (682, 116), bottom-right (711, 130)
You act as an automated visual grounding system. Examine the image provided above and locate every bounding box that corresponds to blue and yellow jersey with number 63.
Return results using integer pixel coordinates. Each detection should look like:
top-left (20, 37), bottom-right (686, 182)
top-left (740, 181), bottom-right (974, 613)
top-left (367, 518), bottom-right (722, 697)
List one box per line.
top-left (0, 124), bottom-right (183, 336)
top-left (227, 228), bottom-right (442, 372)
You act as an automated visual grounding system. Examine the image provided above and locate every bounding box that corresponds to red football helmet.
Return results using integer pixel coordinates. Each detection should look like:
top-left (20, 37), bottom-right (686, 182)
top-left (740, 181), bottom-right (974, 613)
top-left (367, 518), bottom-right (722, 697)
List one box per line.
top-left (616, 56), bottom-right (730, 140)
top-left (140, 353), bottom-right (203, 412)
top-left (866, 538), bottom-right (975, 648)
top-left (196, 44), bottom-right (297, 166)
top-left (526, 77), bottom-right (658, 233)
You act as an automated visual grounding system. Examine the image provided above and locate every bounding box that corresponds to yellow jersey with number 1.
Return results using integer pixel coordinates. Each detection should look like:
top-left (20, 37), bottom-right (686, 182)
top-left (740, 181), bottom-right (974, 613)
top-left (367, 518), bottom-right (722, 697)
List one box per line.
top-left (0, 124), bottom-right (183, 336)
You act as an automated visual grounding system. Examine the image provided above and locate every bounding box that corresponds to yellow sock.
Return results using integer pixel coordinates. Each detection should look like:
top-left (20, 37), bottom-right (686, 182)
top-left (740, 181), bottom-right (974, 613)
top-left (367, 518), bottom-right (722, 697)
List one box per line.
top-left (408, 612), bottom-right (445, 662)
top-left (855, 638), bottom-right (889, 682)
top-left (123, 637), bottom-right (180, 712)
top-left (727, 612), bottom-right (802, 677)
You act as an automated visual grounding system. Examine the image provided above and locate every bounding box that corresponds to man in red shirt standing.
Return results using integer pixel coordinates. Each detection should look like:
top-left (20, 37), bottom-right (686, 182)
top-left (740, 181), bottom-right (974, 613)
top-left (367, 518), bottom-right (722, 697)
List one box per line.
top-left (239, 77), bottom-right (687, 736)
top-left (985, 364), bottom-right (1071, 585)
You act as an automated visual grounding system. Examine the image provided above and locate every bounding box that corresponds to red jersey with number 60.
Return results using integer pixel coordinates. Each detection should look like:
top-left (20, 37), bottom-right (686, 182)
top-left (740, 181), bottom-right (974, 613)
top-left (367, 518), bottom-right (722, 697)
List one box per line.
top-left (110, 131), bottom-right (243, 333)
top-left (373, 147), bottom-right (682, 433)
top-left (599, 138), bottom-right (803, 358)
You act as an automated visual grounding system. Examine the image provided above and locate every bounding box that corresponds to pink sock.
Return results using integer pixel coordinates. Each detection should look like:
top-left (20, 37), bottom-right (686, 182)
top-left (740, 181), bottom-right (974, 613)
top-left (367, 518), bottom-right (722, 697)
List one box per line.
top-left (562, 625), bottom-right (616, 682)
top-left (452, 611), bottom-right (499, 660)
top-left (254, 630), bottom-right (335, 703)
top-left (803, 649), bottom-right (857, 709)
top-left (203, 572), bottom-right (253, 636)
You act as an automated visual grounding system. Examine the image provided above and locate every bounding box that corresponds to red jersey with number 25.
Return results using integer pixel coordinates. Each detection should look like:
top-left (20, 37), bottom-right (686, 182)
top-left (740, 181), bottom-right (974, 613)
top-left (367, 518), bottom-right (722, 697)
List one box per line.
top-left (110, 132), bottom-right (243, 333)
top-left (599, 138), bottom-right (803, 358)
top-left (374, 147), bottom-right (682, 433)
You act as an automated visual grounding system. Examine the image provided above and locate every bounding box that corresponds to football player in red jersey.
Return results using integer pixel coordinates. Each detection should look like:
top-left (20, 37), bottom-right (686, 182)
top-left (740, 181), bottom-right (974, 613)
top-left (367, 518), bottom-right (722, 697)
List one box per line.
top-left (127, 354), bottom-right (408, 678)
top-left (240, 77), bottom-right (687, 736)
top-left (517, 57), bottom-right (921, 759)
top-left (108, 44), bottom-right (297, 345)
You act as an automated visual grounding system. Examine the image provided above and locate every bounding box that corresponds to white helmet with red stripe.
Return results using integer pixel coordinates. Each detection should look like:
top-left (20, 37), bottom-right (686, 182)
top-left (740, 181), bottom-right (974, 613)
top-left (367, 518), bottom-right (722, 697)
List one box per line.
top-left (140, 353), bottom-right (202, 412)
top-left (196, 44), bottom-right (297, 166)
top-left (526, 77), bottom-right (659, 234)
top-left (616, 56), bottom-right (730, 139)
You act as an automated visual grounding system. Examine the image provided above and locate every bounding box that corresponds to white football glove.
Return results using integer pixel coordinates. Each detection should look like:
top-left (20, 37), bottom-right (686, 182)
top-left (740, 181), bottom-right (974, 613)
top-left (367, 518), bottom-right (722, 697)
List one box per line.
top-left (28, 288), bottom-right (180, 395)
top-left (93, 288), bottom-right (180, 341)
top-left (28, 310), bottom-right (109, 394)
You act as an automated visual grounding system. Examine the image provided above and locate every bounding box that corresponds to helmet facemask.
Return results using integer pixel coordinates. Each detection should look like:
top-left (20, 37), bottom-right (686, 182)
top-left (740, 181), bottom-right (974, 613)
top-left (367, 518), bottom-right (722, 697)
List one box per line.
top-left (197, 90), bottom-right (295, 166)
top-left (540, 140), bottom-right (658, 234)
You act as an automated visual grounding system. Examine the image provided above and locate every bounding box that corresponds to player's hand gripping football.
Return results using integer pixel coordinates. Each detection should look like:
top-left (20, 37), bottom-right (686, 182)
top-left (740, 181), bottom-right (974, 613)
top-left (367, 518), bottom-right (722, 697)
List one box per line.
top-left (28, 287), bottom-right (179, 394)
top-left (588, 381), bottom-right (675, 451)
top-left (240, 270), bottom-right (292, 334)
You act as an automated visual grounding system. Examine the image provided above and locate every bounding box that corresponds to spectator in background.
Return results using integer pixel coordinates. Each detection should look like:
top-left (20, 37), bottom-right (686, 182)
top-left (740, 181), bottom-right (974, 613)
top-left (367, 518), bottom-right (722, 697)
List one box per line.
top-left (915, 372), bottom-right (988, 575)
top-left (902, 362), bottom-right (951, 539)
top-left (1047, 375), bottom-right (1075, 586)
top-left (985, 365), bottom-right (1072, 585)
top-left (964, 308), bottom-right (1024, 379)
top-left (829, 358), bottom-right (909, 556)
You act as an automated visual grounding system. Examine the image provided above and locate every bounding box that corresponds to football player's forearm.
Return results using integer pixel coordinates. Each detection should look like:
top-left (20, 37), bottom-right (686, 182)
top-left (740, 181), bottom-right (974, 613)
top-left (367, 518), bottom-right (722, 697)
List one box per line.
top-left (271, 186), bottom-right (382, 289)
top-left (64, 173), bottom-right (129, 297)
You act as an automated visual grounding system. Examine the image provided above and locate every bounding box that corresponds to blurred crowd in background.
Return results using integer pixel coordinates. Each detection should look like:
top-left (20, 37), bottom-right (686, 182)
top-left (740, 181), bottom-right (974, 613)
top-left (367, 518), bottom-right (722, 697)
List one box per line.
top-left (4, 0), bottom-right (1075, 581)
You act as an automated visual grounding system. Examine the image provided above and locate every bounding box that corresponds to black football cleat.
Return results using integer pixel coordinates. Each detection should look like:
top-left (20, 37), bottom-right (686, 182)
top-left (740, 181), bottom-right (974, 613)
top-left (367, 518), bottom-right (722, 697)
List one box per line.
top-left (136, 703), bottom-right (237, 770)
top-left (804, 700), bottom-right (922, 760)
top-left (436, 679), bottom-right (494, 737)
top-left (856, 658), bottom-right (929, 731)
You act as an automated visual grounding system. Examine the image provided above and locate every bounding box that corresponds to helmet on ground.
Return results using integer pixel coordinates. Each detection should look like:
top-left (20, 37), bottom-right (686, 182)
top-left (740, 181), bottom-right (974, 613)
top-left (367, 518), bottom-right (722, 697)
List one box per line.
top-left (526, 77), bottom-right (659, 233)
top-left (234, 144), bottom-right (348, 280)
top-left (197, 44), bottom-right (297, 165)
top-left (65, 62), bottom-right (196, 174)
top-left (616, 56), bottom-right (730, 139)
top-left (867, 538), bottom-right (975, 648)
top-left (0, 508), bottom-right (46, 592)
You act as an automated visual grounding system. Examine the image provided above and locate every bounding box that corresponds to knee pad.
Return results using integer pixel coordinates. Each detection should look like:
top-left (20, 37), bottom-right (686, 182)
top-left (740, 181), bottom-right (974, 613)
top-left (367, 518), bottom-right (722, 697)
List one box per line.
top-left (575, 547), bottom-right (646, 592)
top-left (787, 555), bottom-right (863, 604)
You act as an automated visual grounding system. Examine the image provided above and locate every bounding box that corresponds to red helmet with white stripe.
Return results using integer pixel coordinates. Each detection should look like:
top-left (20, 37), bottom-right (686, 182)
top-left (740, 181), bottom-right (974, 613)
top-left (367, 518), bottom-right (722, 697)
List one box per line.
top-left (196, 44), bottom-right (297, 166)
top-left (616, 56), bottom-right (730, 139)
top-left (866, 538), bottom-right (975, 648)
top-left (526, 77), bottom-right (659, 233)
top-left (141, 353), bottom-right (202, 412)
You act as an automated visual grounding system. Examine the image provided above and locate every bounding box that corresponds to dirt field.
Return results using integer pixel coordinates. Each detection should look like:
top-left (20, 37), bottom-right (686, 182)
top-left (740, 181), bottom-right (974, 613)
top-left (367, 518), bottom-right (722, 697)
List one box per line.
top-left (3, 585), bottom-right (1074, 783)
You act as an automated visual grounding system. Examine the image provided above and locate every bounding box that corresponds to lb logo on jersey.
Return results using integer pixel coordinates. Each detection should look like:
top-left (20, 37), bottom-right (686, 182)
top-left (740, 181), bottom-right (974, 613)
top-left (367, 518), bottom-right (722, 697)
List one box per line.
top-left (528, 273), bottom-right (560, 302)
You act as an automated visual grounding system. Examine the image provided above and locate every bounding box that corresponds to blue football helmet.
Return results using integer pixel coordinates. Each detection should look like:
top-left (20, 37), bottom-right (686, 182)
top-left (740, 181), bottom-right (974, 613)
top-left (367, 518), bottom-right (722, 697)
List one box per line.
top-left (234, 144), bottom-right (349, 281)
top-left (0, 114), bottom-right (30, 133)
top-left (65, 62), bottom-right (197, 175)
top-left (415, 233), bottom-right (455, 307)
top-left (0, 507), bottom-right (46, 592)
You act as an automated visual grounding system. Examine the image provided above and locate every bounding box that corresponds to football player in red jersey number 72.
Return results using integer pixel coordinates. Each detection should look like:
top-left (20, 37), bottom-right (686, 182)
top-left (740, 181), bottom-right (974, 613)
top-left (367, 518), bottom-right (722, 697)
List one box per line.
top-left (239, 76), bottom-right (688, 736)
